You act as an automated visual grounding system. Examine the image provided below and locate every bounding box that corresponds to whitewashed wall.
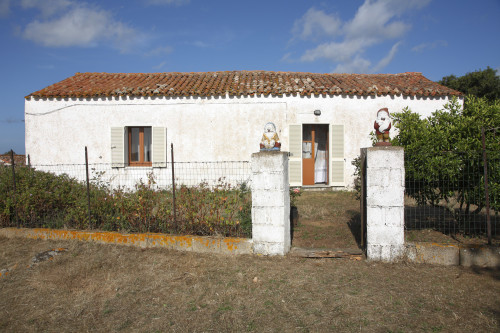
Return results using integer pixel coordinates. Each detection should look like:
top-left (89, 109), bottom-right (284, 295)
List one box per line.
top-left (25, 94), bottom-right (460, 188)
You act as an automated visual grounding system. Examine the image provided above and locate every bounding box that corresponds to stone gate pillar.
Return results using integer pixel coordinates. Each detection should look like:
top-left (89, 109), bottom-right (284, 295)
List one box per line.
top-left (363, 146), bottom-right (405, 261)
top-left (251, 151), bottom-right (290, 255)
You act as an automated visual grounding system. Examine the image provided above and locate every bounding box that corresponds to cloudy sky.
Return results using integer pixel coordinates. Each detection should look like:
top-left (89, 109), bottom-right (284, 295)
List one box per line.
top-left (1, 0), bottom-right (499, 154)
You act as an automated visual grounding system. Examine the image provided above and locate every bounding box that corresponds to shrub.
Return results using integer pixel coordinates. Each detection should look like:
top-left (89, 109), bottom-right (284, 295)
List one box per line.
top-left (0, 166), bottom-right (252, 238)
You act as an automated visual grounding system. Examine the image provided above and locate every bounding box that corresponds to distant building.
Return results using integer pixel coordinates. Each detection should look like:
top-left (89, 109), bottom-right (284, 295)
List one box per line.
top-left (0, 154), bottom-right (26, 166)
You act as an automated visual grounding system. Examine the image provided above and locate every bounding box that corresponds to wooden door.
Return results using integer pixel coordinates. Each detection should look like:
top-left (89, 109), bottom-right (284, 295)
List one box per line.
top-left (302, 124), bottom-right (315, 185)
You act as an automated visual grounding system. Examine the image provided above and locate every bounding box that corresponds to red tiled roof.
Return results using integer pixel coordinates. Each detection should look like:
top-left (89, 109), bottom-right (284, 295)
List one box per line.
top-left (26, 71), bottom-right (462, 99)
top-left (0, 154), bottom-right (26, 166)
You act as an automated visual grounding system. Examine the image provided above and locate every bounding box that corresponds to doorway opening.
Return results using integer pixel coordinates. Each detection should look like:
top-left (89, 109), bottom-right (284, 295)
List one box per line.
top-left (302, 124), bottom-right (329, 186)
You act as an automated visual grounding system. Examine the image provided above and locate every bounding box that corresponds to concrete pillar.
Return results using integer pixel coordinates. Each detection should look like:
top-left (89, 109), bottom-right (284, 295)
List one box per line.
top-left (364, 146), bottom-right (405, 261)
top-left (251, 151), bottom-right (290, 255)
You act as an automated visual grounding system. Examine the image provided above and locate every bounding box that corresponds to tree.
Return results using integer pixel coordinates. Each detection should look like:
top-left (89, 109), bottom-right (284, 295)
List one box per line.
top-left (439, 67), bottom-right (500, 102)
top-left (391, 96), bottom-right (500, 217)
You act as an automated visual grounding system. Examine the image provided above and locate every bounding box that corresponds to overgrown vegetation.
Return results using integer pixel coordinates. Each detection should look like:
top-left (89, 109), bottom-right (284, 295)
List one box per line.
top-left (351, 95), bottom-right (499, 238)
top-left (0, 165), bottom-right (251, 238)
top-left (391, 96), bottom-right (500, 214)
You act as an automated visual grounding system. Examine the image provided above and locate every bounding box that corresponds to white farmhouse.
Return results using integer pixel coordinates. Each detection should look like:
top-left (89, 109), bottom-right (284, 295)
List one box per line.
top-left (25, 71), bottom-right (462, 188)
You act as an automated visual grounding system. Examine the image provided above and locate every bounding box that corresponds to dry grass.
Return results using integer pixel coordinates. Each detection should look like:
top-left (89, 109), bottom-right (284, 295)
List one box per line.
top-left (1, 236), bottom-right (499, 332)
top-left (292, 191), bottom-right (361, 249)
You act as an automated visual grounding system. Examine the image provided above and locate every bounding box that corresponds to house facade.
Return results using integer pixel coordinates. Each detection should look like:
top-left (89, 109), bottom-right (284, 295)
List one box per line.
top-left (25, 71), bottom-right (462, 188)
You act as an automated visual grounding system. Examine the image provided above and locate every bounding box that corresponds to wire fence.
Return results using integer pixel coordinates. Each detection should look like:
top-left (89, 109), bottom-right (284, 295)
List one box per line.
top-left (30, 161), bottom-right (252, 190)
top-left (404, 150), bottom-right (499, 239)
top-left (1, 149), bottom-right (252, 237)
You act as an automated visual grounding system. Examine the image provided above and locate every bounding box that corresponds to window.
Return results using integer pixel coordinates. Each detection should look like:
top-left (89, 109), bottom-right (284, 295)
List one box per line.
top-left (111, 126), bottom-right (166, 168)
top-left (128, 127), bottom-right (152, 166)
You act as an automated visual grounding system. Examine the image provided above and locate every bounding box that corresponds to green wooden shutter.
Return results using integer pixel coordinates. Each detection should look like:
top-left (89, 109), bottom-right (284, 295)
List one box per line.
top-left (289, 124), bottom-right (302, 186)
top-left (152, 127), bottom-right (167, 167)
top-left (111, 127), bottom-right (125, 168)
top-left (330, 124), bottom-right (345, 186)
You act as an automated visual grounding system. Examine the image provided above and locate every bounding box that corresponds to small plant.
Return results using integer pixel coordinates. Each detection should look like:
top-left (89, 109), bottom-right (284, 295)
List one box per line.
top-left (351, 156), bottom-right (362, 200)
top-left (290, 187), bottom-right (301, 207)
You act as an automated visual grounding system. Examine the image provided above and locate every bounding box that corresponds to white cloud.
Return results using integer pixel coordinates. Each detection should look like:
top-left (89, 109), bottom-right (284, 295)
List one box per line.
top-left (332, 42), bottom-right (400, 73)
top-left (0, 0), bottom-right (10, 17)
top-left (411, 40), bottom-right (447, 53)
top-left (290, 0), bottom-right (431, 73)
top-left (190, 40), bottom-right (210, 48)
top-left (373, 42), bottom-right (401, 72)
top-left (281, 52), bottom-right (294, 63)
top-left (145, 0), bottom-right (190, 5)
top-left (300, 39), bottom-right (365, 63)
top-left (20, 0), bottom-right (72, 18)
top-left (152, 61), bottom-right (167, 70)
top-left (19, 1), bottom-right (141, 52)
top-left (333, 56), bottom-right (372, 74)
top-left (146, 46), bottom-right (173, 56)
top-left (291, 7), bottom-right (341, 41)
top-left (345, 0), bottom-right (429, 41)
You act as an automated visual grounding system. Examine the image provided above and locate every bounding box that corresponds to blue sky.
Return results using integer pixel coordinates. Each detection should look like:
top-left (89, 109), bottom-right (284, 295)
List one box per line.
top-left (1, 0), bottom-right (499, 154)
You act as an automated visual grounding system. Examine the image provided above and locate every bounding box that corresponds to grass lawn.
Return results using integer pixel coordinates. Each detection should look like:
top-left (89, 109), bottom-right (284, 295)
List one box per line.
top-left (1, 236), bottom-right (499, 332)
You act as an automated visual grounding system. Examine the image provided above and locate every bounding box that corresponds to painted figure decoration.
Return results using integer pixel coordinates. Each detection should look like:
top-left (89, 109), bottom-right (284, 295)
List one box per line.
top-left (260, 122), bottom-right (281, 151)
top-left (374, 108), bottom-right (392, 146)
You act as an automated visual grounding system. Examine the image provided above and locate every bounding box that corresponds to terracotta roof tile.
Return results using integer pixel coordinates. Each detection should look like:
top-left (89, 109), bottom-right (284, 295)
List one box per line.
top-left (26, 71), bottom-right (462, 99)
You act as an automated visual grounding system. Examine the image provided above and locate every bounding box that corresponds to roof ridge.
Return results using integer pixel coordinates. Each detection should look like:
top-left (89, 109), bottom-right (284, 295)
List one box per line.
top-left (26, 71), bottom-right (462, 99)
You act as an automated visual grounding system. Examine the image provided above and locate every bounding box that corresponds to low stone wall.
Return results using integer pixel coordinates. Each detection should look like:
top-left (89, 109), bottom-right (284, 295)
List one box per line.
top-left (0, 228), bottom-right (253, 255)
top-left (404, 242), bottom-right (500, 268)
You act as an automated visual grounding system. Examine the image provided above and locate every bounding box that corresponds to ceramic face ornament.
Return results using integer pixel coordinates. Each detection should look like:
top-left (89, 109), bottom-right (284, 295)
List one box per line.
top-left (260, 122), bottom-right (281, 151)
top-left (374, 108), bottom-right (392, 145)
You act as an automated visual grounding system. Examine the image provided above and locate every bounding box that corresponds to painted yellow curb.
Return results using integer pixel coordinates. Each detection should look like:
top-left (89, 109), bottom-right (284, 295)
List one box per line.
top-left (0, 228), bottom-right (253, 255)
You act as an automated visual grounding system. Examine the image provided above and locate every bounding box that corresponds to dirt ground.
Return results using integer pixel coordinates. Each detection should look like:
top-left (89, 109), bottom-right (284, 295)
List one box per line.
top-left (1, 236), bottom-right (499, 332)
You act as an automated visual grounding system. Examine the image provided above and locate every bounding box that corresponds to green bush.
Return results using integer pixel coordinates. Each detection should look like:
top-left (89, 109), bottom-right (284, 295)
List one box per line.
top-left (0, 166), bottom-right (251, 238)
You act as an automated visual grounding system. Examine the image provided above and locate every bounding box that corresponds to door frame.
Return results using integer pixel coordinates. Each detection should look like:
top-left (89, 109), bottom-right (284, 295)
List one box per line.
top-left (289, 123), bottom-right (345, 187)
top-left (302, 124), bottom-right (329, 185)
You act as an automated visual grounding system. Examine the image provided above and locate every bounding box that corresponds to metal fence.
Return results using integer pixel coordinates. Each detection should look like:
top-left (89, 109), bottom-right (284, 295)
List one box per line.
top-left (1, 149), bottom-right (252, 236)
top-left (30, 161), bottom-right (252, 190)
top-left (404, 150), bottom-right (499, 239)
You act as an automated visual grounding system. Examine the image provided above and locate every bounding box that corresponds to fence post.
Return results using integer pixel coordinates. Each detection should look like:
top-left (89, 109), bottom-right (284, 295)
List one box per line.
top-left (482, 127), bottom-right (491, 245)
top-left (360, 149), bottom-right (367, 250)
top-left (85, 146), bottom-right (92, 229)
top-left (363, 146), bottom-right (405, 262)
top-left (10, 149), bottom-right (18, 227)
top-left (251, 151), bottom-right (290, 255)
top-left (171, 143), bottom-right (176, 224)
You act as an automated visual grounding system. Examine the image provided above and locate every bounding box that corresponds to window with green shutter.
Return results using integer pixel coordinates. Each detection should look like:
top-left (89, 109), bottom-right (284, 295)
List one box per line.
top-left (111, 126), bottom-right (167, 168)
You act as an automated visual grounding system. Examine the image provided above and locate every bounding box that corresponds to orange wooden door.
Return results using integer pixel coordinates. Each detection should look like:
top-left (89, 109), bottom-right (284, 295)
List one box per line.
top-left (302, 125), bottom-right (315, 185)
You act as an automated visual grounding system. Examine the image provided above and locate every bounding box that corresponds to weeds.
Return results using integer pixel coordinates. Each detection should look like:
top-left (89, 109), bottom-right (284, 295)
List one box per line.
top-left (0, 165), bottom-right (251, 237)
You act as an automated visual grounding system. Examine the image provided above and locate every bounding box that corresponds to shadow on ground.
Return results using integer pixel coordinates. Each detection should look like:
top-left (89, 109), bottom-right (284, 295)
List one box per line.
top-left (347, 211), bottom-right (362, 249)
